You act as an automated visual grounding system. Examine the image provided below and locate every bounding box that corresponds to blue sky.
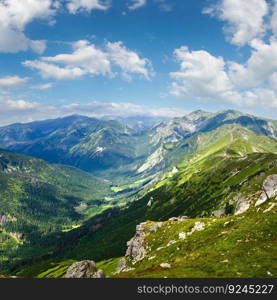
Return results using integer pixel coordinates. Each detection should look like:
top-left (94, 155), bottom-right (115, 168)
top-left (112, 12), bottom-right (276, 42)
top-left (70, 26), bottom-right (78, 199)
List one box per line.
top-left (0, 0), bottom-right (277, 125)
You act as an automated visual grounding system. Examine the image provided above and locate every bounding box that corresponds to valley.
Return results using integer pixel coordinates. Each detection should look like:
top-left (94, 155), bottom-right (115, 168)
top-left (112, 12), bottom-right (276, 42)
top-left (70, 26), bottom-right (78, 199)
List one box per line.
top-left (0, 109), bottom-right (276, 278)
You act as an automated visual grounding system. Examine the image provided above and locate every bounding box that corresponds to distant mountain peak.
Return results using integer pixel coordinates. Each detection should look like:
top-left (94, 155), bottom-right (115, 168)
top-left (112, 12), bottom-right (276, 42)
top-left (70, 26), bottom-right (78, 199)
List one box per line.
top-left (218, 109), bottom-right (244, 115)
top-left (189, 109), bottom-right (209, 115)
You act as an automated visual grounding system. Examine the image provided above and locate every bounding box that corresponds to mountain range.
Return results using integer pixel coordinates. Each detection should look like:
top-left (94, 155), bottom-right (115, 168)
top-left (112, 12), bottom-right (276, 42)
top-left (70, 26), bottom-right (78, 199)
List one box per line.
top-left (0, 109), bottom-right (276, 278)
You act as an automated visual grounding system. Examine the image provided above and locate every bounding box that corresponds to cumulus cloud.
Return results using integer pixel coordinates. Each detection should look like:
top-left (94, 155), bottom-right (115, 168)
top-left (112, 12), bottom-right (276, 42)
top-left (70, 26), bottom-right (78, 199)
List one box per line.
top-left (0, 0), bottom-right (57, 53)
top-left (169, 0), bottom-right (277, 112)
top-left (0, 76), bottom-right (29, 88)
top-left (22, 60), bottom-right (86, 80)
top-left (170, 46), bottom-right (238, 103)
top-left (203, 0), bottom-right (268, 46)
top-left (42, 40), bottom-right (112, 77)
top-left (66, 0), bottom-right (110, 14)
top-left (170, 40), bottom-right (277, 109)
top-left (23, 40), bottom-right (153, 81)
top-left (228, 39), bottom-right (277, 88)
top-left (106, 41), bottom-right (153, 80)
top-left (128, 0), bottom-right (146, 10)
top-left (0, 99), bottom-right (188, 126)
top-left (170, 42), bottom-right (277, 110)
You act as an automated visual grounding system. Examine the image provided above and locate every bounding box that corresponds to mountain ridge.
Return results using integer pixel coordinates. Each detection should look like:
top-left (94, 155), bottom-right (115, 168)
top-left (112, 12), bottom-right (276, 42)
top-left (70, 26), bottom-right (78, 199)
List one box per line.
top-left (0, 109), bottom-right (276, 277)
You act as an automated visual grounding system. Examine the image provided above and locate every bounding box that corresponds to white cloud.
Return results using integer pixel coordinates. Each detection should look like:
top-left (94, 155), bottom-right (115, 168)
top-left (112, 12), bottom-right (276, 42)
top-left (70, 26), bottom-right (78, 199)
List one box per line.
top-left (106, 41), bottom-right (153, 80)
top-left (170, 42), bottom-right (277, 110)
top-left (0, 97), bottom-right (56, 125)
top-left (240, 87), bottom-right (277, 109)
top-left (128, 0), bottom-right (146, 10)
top-left (0, 76), bottom-right (29, 88)
top-left (23, 40), bottom-right (153, 81)
top-left (67, 0), bottom-right (110, 14)
top-left (0, 0), bottom-right (57, 53)
top-left (22, 60), bottom-right (86, 80)
top-left (43, 40), bottom-right (112, 77)
top-left (0, 99), bottom-right (188, 126)
top-left (31, 83), bottom-right (53, 90)
top-left (203, 0), bottom-right (268, 46)
top-left (170, 0), bottom-right (277, 112)
top-left (0, 98), bottom-right (40, 111)
top-left (228, 39), bottom-right (277, 88)
top-left (170, 46), bottom-right (237, 103)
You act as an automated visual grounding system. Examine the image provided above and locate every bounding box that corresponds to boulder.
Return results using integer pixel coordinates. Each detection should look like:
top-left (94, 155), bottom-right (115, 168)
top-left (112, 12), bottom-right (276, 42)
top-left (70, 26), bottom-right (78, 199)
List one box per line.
top-left (235, 197), bottom-right (251, 215)
top-left (256, 174), bottom-right (277, 206)
top-left (64, 260), bottom-right (105, 278)
top-left (263, 175), bottom-right (277, 197)
top-left (212, 208), bottom-right (225, 218)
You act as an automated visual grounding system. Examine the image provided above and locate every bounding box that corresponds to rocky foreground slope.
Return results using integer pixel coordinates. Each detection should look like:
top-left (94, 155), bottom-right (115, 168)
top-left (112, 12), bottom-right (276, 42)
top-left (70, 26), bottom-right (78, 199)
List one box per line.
top-left (1, 110), bottom-right (277, 278)
top-left (113, 175), bottom-right (277, 278)
top-left (16, 173), bottom-right (277, 278)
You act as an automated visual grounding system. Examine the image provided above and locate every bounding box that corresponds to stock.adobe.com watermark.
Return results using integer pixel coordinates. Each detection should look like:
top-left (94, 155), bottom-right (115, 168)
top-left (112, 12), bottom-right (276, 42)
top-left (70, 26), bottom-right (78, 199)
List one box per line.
top-left (137, 284), bottom-right (275, 296)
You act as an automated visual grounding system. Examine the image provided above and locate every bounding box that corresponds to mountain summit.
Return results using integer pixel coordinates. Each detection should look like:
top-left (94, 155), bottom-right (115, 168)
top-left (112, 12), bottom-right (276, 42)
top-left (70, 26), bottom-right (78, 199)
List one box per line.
top-left (0, 110), bottom-right (276, 278)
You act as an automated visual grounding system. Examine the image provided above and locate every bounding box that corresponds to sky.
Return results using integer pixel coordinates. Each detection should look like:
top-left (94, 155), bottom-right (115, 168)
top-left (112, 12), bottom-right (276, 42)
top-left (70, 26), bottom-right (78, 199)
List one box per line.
top-left (0, 0), bottom-right (277, 125)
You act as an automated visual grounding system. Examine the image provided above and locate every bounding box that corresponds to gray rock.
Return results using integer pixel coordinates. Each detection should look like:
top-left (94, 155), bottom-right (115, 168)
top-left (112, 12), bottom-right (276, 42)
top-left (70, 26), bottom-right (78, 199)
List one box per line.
top-left (125, 232), bottom-right (147, 263)
top-left (263, 174), bottom-right (277, 198)
top-left (94, 269), bottom-right (105, 278)
top-left (117, 221), bottom-right (164, 272)
top-left (235, 197), bottom-right (251, 215)
top-left (149, 222), bottom-right (163, 232)
top-left (64, 260), bottom-right (105, 278)
top-left (115, 258), bottom-right (127, 274)
top-left (191, 221), bottom-right (205, 232)
top-left (256, 174), bottom-right (277, 206)
top-left (212, 208), bottom-right (225, 218)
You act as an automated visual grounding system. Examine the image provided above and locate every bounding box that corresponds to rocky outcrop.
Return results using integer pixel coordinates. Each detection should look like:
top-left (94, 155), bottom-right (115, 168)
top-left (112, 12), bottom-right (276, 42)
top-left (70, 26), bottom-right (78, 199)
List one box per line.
top-left (64, 260), bottom-right (105, 278)
top-left (116, 221), bottom-right (163, 273)
top-left (179, 221), bottom-right (205, 240)
top-left (125, 222), bottom-right (162, 263)
top-left (255, 174), bottom-right (277, 206)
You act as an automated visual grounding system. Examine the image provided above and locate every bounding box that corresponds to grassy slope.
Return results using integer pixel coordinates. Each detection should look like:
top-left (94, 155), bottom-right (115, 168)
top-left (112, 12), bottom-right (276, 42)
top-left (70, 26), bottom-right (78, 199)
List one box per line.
top-left (0, 149), bottom-right (111, 221)
top-left (116, 196), bottom-right (277, 278)
top-left (0, 149), bottom-right (111, 271)
top-left (18, 155), bottom-right (277, 278)
top-left (14, 126), bottom-right (277, 277)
